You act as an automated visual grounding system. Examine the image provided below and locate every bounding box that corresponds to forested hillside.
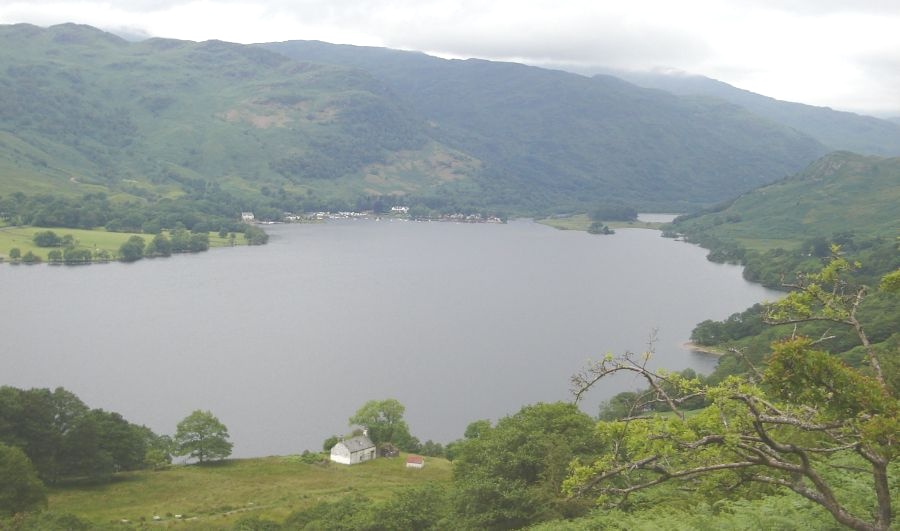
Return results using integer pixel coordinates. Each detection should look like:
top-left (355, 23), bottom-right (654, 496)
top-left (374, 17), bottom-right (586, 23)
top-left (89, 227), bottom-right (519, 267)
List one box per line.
top-left (668, 151), bottom-right (900, 270)
top-left (661, 151), bottom-right (900, 389)
top-left (0, 23), bottom-right (459, 215)
top-left (0, 24), bottom-right (834, 219)
top-left (262, 40), bottom-right (828, 212)
top-left (599, 68), bottom-right (900, 157)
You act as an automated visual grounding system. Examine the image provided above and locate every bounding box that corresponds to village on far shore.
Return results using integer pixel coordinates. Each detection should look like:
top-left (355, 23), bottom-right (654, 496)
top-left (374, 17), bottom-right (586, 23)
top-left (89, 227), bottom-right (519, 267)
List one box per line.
top-left (240, 206), bottom-right (506, 225)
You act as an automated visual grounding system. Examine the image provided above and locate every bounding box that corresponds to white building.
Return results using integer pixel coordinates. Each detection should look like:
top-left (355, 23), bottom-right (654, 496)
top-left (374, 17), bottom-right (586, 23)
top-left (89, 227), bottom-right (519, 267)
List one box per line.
top-left (241, 212), bottom-right (255, 222)
top-left (330, 435), bottom-right (376, 465)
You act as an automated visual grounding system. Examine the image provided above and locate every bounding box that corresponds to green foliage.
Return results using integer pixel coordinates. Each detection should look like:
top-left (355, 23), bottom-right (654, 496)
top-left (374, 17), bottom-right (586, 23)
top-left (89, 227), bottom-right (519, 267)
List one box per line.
top-left (282, 494), bottom-right (374, 530)
top-left (117, 234), bottom-right (145, 262)
top-left (587, 221), bottom-right (614, 235)
top-left (243, 225), bottom-right (269, 245)
top-left (31, 230), bottom-right (62, 247)
top-left (450, 402), bottom-right (596, 529)
top-left (612, 68), bottom-right (900, 158)
top-left (0, 443), bottom-right (46, 516)
top-left (265, 40), bottom-right (827, 213)
top-left (174, 410), bottom-right (233, 464)
top-left (690, 304), bottom-right (766, 346)
top-left (322, 435), bottom-right (340, 452)
top-left (0, 511), bottom-right (91, 531)
top-left (567, 260), bottom-right (899, 531)
top-left (19, 251), bottom-right (39, 264)
top-left (369, 482), bottom-right (450, 530)
top-left (881, 268), bottom-right (900, 293)
top-left (670, 152), bottom-right (900, 262)
top-left (0, 386), bottom-right (161, 484)
top-left (591, 203), bottom-right (638, 222)
top-left (232, 514), bottom-right (282, 530)
top-left (0, 24), bottom-right (830, 221)
top-left (348, 399), bottom-right (415, 450)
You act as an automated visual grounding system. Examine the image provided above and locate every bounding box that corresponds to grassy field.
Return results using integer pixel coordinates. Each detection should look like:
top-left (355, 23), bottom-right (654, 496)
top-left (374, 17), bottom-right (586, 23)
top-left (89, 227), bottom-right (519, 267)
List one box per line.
top-left (0, 226), bottom-right (246, 262)
top-left (48, 454), bottom-right (452, 529)
top-left (537, 214), bottom-right (664, 232)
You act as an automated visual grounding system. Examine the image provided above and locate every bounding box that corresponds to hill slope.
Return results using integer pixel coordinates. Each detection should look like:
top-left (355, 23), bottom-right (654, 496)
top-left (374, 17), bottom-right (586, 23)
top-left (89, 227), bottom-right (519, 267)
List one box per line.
top-left (0, 23), bottom-right (464, 209)
top-left (47, 455), bottom-right (452, 528)
top-left (262, 40), bottom-right (828, 211)
top-left (601, 69), bottom-right (900, 157)
top-left (1, 24), bottom-right (829, 216)
top-left (669, 151), bottom-right (900, 251)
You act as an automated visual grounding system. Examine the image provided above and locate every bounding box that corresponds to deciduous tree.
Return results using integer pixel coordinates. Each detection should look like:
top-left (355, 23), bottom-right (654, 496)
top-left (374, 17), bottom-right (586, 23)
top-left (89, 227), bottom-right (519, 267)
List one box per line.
top-left (174, 410), bottom-right (233, 464)
top-left (349, 399), bottom-right (414, 449)
top-left (0, 443), bottom-right (46, 516)
top-left (566, 257), bottom-right (897, 531)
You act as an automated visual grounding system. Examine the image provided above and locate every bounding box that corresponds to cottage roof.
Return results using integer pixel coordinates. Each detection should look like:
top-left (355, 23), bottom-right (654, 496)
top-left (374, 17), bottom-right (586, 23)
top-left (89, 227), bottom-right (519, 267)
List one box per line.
top-left (406, 455), bottom-right (424, 465)
top-left (340, 435), bottom-right (375, 452)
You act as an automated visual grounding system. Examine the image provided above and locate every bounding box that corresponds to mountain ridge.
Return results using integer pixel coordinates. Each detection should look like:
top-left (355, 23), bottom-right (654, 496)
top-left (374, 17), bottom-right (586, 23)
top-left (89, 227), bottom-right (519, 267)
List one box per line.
top-left (592, 67), bottom-right (900, 157)
top-left (1, 23), bottom-right (830, 217)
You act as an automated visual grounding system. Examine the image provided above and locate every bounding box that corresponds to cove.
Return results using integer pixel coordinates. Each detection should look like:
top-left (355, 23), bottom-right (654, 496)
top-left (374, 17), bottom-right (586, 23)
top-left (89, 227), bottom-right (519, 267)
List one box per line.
top-left (0, 220), bottom-right (780, 457)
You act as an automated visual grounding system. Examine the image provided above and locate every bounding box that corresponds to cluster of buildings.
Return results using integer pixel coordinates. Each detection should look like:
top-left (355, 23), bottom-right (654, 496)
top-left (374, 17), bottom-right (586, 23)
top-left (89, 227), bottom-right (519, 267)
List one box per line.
top-left (329, 434), bottom-right (425, 469)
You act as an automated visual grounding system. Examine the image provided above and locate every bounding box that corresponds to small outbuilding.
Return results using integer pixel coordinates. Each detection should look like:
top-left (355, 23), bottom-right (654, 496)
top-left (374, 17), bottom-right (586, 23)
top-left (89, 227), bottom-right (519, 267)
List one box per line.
top-left (405, 455), bottom-right (424, 469)
top-left (330, 435), bottom-right (376, 465)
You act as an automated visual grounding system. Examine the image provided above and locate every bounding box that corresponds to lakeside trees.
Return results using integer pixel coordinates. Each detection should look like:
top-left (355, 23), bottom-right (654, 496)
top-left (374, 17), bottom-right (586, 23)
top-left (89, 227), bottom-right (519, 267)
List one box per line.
top-left (566, 257), bottom-right (898, 531)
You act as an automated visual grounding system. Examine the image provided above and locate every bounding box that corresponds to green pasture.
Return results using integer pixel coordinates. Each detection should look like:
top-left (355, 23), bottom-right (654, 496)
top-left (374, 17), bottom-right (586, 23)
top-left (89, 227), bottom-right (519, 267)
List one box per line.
top-left (537, 214), bottom-right (663, 232)
top-left (48, 454), bottom-right (452, 529)
top-left (0, 226), bottom-right (245, 262)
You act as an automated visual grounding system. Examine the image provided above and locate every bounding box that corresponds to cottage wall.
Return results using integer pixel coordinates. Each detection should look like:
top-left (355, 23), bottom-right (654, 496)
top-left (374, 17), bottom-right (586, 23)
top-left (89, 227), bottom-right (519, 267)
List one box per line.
top-left (330, 437), bottom-right (376, 465)
top-left (350, 447), bottom-right (376, 464)
top-left (330, 442), bottom-right (352, 465)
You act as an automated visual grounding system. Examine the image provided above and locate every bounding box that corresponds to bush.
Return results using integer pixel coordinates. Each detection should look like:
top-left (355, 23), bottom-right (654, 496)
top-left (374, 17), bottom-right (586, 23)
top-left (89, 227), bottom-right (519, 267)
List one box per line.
top-left (31, 230), bottom-right (61, 247)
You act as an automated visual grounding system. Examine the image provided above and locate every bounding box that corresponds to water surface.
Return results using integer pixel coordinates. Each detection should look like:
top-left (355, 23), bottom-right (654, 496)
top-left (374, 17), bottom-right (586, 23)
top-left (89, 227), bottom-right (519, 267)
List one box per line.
top-left (0, 220), bottom-right (779, 457)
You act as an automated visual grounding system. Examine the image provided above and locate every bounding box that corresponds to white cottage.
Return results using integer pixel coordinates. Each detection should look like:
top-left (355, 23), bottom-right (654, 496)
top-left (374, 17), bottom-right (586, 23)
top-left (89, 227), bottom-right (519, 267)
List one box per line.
top-left (330, 435), bottom-right (376, 465)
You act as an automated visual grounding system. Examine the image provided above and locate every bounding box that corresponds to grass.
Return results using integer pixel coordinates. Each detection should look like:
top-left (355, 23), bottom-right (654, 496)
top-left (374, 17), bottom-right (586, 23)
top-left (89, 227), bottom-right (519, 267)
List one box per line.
top-left (0, 226), bottom-right (247, 262)
top-left (537, 214), bottom-right (664, 232)
top-left (48, 454), bottom-right (452, 529)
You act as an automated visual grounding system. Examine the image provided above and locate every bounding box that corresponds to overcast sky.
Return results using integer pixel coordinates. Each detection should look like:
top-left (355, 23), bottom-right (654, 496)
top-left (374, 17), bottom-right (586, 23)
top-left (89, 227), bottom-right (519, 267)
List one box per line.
top-left (2, 0), bottom-right (898, 116)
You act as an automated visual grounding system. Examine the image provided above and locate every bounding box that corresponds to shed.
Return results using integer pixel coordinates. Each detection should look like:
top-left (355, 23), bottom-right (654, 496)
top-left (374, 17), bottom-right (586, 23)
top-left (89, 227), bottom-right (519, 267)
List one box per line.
top-left (405, 455), bottom-right (424, 469)
top-left (330, 435), bottom-right (376, 465)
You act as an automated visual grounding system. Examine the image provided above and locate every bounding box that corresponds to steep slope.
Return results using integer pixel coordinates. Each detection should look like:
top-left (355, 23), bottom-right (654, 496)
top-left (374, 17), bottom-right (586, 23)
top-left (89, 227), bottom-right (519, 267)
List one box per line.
top-left (600, 69), bottom-right (900, 157)
top-left (669, 151), bottom-right (900, 250)
top-left (262, 41), bottom-right (828, 211)
top-left (1, 24), bottom-right (829, 216)
top-left (0, 23), bottom-right (462, 206)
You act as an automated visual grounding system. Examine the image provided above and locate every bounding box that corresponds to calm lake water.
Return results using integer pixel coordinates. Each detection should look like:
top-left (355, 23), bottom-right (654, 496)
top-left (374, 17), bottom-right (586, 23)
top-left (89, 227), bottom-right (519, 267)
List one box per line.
top-left (0, 220), bottom-right (779, 457)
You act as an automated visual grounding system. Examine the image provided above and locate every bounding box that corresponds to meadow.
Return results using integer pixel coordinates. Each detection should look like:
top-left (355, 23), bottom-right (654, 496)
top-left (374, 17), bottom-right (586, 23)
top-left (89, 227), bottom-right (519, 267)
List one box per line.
top-left (48, 454), bottom-right (452, 529)
top-left (0, 226), bottom-right (245, 262)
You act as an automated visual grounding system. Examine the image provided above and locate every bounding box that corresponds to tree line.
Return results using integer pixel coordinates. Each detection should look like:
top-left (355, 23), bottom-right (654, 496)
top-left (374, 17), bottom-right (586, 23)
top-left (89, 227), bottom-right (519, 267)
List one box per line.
top-left (0, 387), bottom-right (233, 517)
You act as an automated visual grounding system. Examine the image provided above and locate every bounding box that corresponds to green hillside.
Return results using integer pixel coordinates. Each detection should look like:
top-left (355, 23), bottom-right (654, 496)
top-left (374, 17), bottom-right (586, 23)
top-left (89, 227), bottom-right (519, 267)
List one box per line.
top-left (46, 455), bottom-right (451, 529)
top-left (0, 23), bottom-right (468, 213)
top-left (262, 40), bottom-right (828, 212)
top-left (601, 69), bottom-right (900, 157)
top-left (0, 23), bottom-right (846, 218)
top-left (669, 151), bottom-right (900, 252)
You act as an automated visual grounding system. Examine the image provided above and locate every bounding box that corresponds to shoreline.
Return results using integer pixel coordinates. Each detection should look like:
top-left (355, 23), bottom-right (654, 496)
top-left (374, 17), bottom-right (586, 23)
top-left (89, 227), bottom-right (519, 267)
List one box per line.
top-left (683, 341), bottom-right (728, 356)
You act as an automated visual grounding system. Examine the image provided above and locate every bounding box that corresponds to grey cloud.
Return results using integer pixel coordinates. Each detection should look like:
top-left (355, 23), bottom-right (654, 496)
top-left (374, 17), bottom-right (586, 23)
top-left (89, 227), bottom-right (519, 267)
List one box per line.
top-left (750, 0), bottom-right (900, 16)
top-left (388, 22), bottom-right (711, 71)
top-left (853, 52), bottom-right (900, 113)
